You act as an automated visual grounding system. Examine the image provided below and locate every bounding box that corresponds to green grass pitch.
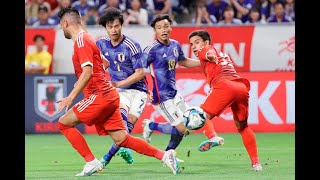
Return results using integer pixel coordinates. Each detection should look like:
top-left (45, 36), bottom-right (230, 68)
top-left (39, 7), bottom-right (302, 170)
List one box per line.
top-left (25, 133), bottom-right (294, 180)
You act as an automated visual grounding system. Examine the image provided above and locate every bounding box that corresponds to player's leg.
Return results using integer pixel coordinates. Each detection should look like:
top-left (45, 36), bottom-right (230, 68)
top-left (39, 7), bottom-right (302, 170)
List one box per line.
top-left (100, 103), bottom-right (133, 166)
top-left (108, 129), bottom-right (179, 175)
top-left (117, 90), bottom-right (148, 164)
top-left (152, 96), bottom-right (187, 151)
top-left (231, 80), bottom-right (262, 171)
top-left (198, 83), bottom-right (236, 152)
top-left (58, 96), bottom-right (105, 176)
top-left (98, 104), bottom-right (179, 175)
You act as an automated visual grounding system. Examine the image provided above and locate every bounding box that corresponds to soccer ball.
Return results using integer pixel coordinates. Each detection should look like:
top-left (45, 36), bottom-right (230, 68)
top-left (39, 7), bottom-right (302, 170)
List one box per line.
top-left (183, 106), bottom-right (206, 130)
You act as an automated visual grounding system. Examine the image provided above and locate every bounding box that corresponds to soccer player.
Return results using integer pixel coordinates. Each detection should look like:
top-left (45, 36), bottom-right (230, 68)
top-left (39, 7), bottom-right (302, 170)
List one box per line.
top-left (142, 14), bottom-right (224, 155)
top-left (188, 29), bottom-right (262, 171)
top-left (95, 7), bottom-right (148, 167)
top-left (56, 7), bottom-right (179, 176)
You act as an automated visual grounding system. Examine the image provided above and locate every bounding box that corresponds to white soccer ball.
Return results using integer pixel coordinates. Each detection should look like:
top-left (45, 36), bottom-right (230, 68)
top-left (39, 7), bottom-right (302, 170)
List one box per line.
top-left (183, 106), bottom-right (206, 130)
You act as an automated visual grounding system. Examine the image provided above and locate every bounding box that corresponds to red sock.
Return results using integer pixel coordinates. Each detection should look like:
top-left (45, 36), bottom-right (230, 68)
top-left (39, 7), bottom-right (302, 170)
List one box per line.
top-left (238, 127), bottom-right (259, 165)
top-left (58, 122), bottom-right (95, 162)
top-left (119, 134), bottom-right (165, 160)
top-left (199, 119), bottom-right (217, 139)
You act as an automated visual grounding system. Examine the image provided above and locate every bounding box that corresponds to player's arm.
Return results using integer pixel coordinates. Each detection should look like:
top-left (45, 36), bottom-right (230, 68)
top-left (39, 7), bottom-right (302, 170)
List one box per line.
top-left (198, 45), bottom-right (218, 63)
top-left (101, 53), bottom-right (110, 70)
top-left (57, 41), bottom-right (94, 112)
top-left (178, 58), bottom-right (200, 68)
top-left (113, 68), bottom-right (145, 88)
top-left (68, 65), bottom-right (92, 100)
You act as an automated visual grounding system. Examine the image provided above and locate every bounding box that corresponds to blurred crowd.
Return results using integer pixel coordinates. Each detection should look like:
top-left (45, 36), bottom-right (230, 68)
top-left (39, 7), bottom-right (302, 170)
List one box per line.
top-left (25, 0), bottom-right (295, 27)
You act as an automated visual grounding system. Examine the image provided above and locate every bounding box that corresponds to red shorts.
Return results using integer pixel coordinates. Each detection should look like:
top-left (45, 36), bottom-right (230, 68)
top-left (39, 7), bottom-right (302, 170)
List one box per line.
top-left (72, 91), bottom-right (126, 135)
top-left (201, 78), bottom-right (250, 122)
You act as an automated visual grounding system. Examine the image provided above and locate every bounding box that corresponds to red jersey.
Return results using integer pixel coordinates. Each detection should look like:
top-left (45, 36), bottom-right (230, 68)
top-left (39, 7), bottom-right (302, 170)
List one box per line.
top-left (198, 45), bottom-right (241, 86)
top-left (72, 31), bottom-right (114, 98)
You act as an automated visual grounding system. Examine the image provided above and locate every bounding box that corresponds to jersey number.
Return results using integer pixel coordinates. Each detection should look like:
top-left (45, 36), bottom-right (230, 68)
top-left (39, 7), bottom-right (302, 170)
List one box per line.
top-left (168, 59), bottom-right (176, 70)
top-left (113, 61), bottom-right (121, 71)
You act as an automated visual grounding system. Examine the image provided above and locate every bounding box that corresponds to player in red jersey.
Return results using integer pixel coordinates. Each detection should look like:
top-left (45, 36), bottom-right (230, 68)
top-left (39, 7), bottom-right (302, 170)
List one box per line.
top-left (56, 8), bottom-right (180, 176)
top-left (188, 30), bottom-right (262, 171)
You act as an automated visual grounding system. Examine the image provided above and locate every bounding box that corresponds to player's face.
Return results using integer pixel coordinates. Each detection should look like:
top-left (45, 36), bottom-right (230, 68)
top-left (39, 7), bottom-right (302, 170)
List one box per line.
top-left (59, 19), bottom-right (72, 39)
top-left (105, 19), bottom-right (122, 41)
top-left (189, 35), bottom-right (209, 57)
top-left (154, 19), bottom-right (172, 42)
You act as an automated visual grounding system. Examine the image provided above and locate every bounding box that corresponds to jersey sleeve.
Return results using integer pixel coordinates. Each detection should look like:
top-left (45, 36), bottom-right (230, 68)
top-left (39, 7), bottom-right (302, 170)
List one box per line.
top-left (177, 43), bottom-right (186, 61)
top-left (198, 45), bottom-right (219, 62)
top-left (75, 38), bottom-right (94, 68)
top-left (131, 45), bottom-right (145, 69)
top-left (142, 47), bottom-right (154, 68)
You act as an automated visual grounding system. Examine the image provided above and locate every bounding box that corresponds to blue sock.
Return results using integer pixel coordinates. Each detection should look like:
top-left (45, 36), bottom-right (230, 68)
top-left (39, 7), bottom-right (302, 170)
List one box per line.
top-left (103, 108), bottom-right (132, 162)
top-left (149, 122), bottom-right (180, 135)
top-left (103, 143), bottom-right (120, 162)
top-left (165, 128), bottom-right (184, 151)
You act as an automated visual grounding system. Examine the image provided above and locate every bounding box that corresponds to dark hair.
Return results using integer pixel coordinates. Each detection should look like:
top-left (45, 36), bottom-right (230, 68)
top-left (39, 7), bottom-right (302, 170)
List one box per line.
top-left (188, 30), bottom-right (211, 44)
top-left (274, 1), bottom-right (285, 8)
top-left (38, 5), bottom-right (49, 12)
top-left (98, 7), bottom-right (124, 27)
top-left (33, 34), bottom-right (45, 42)
top-left (58, 7), bottom-right (81, 20)
top-left (150, 14), bottom-right (172, 28)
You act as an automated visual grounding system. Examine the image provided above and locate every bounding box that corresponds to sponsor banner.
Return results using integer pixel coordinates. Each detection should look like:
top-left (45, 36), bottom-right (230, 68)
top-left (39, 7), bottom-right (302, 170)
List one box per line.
top-left (25, 74), bottom-right (84, 134)
top-left (25, 28), bottom-right (56, 73)
top-left (250, 25), bottom-right (295, 71)
top-left (51, 25), bottom-right (294, 73)
top-left (85, 71), bottom-right (295, 134)
top-left (170, 26), bottom-right (255, 72)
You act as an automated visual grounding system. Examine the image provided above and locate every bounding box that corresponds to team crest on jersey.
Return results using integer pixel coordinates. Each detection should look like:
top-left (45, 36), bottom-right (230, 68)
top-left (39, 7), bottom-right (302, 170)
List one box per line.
top-left (173, 47), bottom-right (179, 57)
top-left (34, 76), bottom-right (67, 122)
top-left (118, 52), bottom-right (125, 62)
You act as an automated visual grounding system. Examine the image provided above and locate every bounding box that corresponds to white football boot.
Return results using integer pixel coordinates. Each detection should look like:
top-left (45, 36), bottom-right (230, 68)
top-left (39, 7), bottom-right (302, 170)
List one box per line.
top-left (161, 149), bottom-right (179, 175)
top-left (142, 119), bottom-right (153, 143)
top-left (75, 158), bottom-right (103, 176)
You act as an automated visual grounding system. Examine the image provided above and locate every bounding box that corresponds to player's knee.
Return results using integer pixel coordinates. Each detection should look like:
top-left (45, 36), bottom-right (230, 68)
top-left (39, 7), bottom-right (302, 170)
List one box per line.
top-left (57, 121), bottom-right (72, 131)
top-left (112, 130), bottom-right (128, 146)
top-left (234, 120), bottom-right (248, 132)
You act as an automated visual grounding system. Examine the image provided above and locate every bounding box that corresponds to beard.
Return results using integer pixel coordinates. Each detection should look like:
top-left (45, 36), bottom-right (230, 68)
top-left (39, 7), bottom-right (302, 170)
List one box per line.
top-left (63, 30), bottom-right (71, 39)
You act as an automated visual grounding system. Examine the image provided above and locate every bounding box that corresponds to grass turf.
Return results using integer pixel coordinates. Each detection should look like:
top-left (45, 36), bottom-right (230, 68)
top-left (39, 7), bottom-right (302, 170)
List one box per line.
top-left (25, 133), bottom-right (294, 179)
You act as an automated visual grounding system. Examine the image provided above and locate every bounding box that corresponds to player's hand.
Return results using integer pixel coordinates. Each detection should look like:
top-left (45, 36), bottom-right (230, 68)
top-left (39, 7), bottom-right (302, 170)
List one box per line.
top-left (111, 81), bottom-right (120, 88)
top-left (56, 97), bottom-right (73, 113)
top-left (147, 90), bottom-right (153, 103)
top-left (206, 52), bottom-right (218, 63)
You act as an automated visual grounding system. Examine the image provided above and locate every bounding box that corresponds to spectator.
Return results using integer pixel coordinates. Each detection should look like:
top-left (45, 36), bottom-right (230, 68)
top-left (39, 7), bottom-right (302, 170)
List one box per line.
top-left (207, 0), bottom-right (228, 22)
top-left (245, 6), bottom-right (263, 24)
top-left (218, 5), bottom-right (242, 25)
top-left (152, 0), bottom-right (172, 15)
top-left (81, 5), bottom-right (99, 25)
top-left (32, 5), bottom-right (58, 26)
top-left (267, 1), bottom-right (292, 23)
top-left (257, 0), bottom-right (270, 23)
top-left (124, 0), bottom-right (149, 25)
top-left (71, 0), bottom-right (95, 16)
top-left (25, 35), bottom-right (52, 75)
top-left (229, 0), bottom-right (255, 23)
top-left (284, 0), bottom-right (294, 21)
top-left (98, 0), bottom-right (122, 16)
top-left (193, 2), bottom-right (215, 25)
top-left (50, 0), bottom-right (72, 18)
top-left (26, 0), bottom-right (52, 25)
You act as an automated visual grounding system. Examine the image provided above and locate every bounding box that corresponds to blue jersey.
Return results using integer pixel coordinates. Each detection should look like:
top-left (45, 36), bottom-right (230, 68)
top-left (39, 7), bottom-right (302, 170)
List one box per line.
top-left (96, 35), bottom-right (148, 93)
top-left (143, 39), bottom-right (186, 104)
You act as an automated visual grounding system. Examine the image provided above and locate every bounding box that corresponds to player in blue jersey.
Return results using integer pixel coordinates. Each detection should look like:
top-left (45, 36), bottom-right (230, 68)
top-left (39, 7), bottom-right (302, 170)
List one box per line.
top-left (95, 7), bottom-right (149, 168)
top-left (141, 14), bottom-right (225, 156)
